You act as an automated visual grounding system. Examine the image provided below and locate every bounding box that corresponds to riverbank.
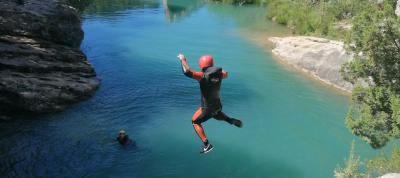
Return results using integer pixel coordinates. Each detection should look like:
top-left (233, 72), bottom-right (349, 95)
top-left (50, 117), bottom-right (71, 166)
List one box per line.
top-left (252, 0), bottom-right (400, 94)
top-left (0, 0), bottom-right (99, 118)
top-left (240, 29), bottom-right (353, 94)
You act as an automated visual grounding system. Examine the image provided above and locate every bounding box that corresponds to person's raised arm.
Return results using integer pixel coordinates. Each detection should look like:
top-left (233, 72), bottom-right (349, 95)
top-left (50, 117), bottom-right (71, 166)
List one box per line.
top-left (178, 53), bottom-right (203, 81)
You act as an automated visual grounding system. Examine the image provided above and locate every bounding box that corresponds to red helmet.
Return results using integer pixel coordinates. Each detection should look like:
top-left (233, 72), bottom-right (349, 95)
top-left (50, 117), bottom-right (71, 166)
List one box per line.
top-left (199, 55), bottom-right (214, 69)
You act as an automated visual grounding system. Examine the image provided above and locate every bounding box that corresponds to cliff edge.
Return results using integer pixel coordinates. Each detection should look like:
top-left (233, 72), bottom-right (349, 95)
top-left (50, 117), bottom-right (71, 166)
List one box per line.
top-left (0, 0), bottom-right (99, 116)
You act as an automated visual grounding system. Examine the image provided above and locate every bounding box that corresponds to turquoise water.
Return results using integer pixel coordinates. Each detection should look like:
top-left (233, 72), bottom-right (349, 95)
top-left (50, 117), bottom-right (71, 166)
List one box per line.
top-left (0, 1), bottom-right (381, 177)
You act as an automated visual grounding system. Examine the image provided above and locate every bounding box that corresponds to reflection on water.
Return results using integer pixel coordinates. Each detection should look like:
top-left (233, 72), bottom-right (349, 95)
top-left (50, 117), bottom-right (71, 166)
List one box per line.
top-left (69, 0), bottom-right (205, 22)
top-left (69, 0), bottom-right (159, 14)
top-left (162, 0), bottom-right (205, 22)
top-left (71, 0), bottom-right (266, 24)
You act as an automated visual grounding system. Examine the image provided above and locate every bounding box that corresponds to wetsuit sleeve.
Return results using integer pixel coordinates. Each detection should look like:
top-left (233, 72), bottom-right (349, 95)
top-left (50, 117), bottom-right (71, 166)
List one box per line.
top-left (222, 70), bottom-right (228, 79)
top-left (180, 59), bottom-right (203, 81)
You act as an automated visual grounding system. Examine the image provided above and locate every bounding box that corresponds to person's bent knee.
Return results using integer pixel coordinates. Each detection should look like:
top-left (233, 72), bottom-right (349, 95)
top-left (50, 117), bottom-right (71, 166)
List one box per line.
top-left (192, 119), bottom-right (202, 125)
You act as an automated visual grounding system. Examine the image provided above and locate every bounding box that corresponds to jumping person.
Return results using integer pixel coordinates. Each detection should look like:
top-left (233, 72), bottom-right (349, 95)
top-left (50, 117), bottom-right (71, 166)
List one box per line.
top-left (178, 53), bottom-right (243, 154)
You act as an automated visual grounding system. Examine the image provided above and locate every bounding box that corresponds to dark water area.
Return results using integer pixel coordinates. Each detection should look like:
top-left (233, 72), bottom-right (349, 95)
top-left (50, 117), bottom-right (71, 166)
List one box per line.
top-left (0, 0), bottom-right (385, 177)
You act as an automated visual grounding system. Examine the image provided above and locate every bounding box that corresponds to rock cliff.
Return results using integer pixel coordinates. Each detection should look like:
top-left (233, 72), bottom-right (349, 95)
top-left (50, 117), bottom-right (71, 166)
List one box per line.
top-left (269, 36), bottom-right (353, 92)
top-left (0, 0), bottom-right (99, 116)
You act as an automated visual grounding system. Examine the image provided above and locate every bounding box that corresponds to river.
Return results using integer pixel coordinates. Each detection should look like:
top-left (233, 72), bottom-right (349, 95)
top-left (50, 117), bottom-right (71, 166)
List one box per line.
top-left (0, 0), bottom-right (380, 177)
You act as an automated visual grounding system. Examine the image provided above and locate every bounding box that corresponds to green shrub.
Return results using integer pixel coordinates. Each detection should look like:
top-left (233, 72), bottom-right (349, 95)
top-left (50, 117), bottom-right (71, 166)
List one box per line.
top-left (334, 141), bottom-right (367, 178)
top-left (266, 0), bottom-right (375, 38)
top-left (367, 147), bottom-right (400, 177)
top-left (335, 143), bottom-right (400, 178)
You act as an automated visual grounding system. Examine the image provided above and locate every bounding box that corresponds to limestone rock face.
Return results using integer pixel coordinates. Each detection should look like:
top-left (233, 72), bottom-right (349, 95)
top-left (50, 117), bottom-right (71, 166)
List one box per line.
top-left (269, 36), bottom-right (353, 92)
top-left (0, 0), bottom-right (99, 115)
top-left (379, 173), bottom-right (400, 178)
top-left (396, 0), bottom-right (400, 16)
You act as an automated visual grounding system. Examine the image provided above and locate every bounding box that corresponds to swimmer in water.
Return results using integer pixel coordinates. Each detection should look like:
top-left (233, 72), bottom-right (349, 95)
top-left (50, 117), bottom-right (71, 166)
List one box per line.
top-left (116, 130), bottom-right (131, 146)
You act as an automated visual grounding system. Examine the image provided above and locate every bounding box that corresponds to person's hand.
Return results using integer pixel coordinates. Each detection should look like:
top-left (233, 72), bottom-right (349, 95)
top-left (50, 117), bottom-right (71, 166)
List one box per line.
top-left (177, 53), bottom-right (186, 61)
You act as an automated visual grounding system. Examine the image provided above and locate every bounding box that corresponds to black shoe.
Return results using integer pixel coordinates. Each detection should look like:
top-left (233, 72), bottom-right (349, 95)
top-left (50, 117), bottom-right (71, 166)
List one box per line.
top-left (200, 143), bottom-right (214, 154)
top-left (231, 119), bottom-right (243, 128)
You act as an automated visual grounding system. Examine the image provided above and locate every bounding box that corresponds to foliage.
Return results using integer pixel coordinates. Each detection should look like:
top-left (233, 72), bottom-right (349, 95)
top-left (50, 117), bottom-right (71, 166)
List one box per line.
top-left (209, 0), bottom-right (267, 5)
top-left (334, 141), bottom-right (367, 178)
top-left (345, 87), bottom-right (399, 148)
top-left (341, 1), bottom-right (400, 149)
top-left (367, 147), bottom-right (400, 177)
top-left (268, 0), bottom-right (319, 34)
top-left (266, 0), bottom-right (373, 38)
top-left (335, 143), bottom-right (400, 178)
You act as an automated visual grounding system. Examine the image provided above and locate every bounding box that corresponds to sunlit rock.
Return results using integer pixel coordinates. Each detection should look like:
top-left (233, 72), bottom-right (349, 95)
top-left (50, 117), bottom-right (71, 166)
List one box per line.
top-left (269, 36), bottom-right (353, 92)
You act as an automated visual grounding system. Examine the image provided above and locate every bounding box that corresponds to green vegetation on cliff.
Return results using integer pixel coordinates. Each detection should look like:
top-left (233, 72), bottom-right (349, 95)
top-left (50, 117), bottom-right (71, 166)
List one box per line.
top-left (266, 0), bottom-right (382, 38)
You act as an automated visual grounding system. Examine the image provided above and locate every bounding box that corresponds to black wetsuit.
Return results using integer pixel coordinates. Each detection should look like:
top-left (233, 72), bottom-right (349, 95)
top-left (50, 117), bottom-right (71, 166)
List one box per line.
top-left (193, 66), bottom-right (227, 124)
top-left (117, 135), bottom-right (130, 145)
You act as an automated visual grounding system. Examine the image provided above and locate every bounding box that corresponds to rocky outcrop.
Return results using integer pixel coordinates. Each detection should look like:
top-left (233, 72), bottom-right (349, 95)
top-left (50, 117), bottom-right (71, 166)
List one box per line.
top-left (379, 173), bottom-right (400, 178)
top-left (396, 0), bottom-right (400, 16)
top-left (269, 36), bottom-right (353, 92)
top-left (0, 0), bottom-right (99, 115)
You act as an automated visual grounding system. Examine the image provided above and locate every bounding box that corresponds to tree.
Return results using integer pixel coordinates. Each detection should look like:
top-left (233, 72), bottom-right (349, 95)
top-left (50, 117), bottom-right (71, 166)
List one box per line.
top-left (341, 1), bottom-right (400, 149)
